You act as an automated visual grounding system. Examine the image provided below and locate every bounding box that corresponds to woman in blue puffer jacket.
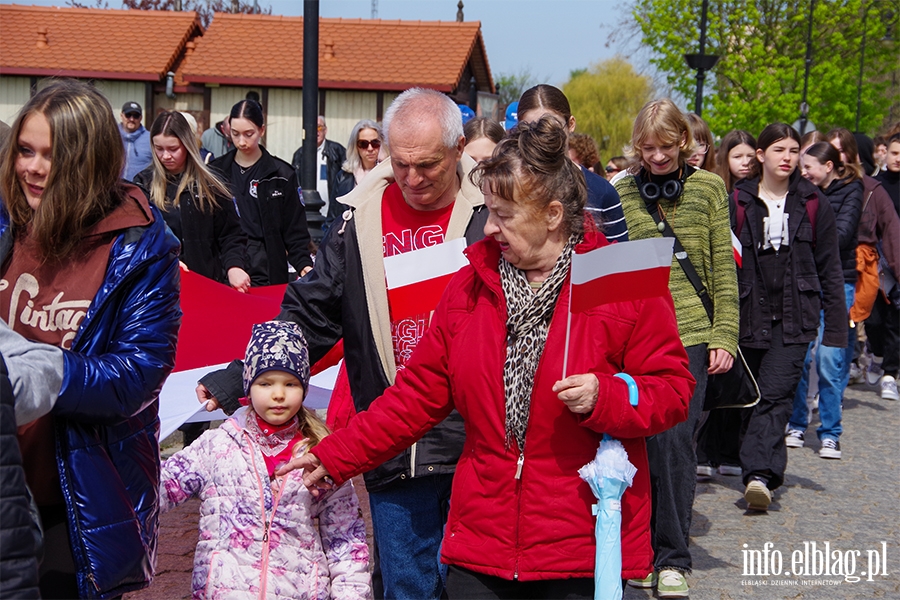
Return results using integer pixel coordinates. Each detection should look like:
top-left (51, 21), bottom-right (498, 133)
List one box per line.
top-left (0, 79), bottom-right (181, 599)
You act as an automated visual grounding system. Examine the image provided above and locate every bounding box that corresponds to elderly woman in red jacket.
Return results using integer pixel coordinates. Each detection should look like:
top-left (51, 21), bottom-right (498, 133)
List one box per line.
top-left (283, 116), bottom-right (694, 598)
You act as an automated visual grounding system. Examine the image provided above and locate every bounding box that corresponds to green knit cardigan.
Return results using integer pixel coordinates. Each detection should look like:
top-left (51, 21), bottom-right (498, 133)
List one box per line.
top-left (614, 168), bottom-right (739, 355)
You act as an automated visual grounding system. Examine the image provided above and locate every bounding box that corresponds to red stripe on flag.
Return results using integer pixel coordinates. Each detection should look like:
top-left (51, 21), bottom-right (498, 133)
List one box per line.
top-left (570, 266), bottom-right (671, 312)
top-left (175, 271), bottom-right (285, 372)
top-left (387, 273), bottom-right (457, 321)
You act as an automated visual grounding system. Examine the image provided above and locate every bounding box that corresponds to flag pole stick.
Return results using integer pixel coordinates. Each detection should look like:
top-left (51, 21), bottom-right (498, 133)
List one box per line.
top-left (563, 279), bottom-right (573, 379)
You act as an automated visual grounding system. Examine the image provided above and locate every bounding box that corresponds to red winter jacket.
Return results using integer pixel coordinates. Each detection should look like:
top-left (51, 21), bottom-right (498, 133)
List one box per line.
top-left (312, 228), bottom-right (694, 581)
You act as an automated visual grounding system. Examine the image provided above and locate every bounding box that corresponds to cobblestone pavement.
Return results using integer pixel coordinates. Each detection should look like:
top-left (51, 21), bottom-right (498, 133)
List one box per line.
top-left (128, 381), bottom-right (898, 599)
top-left (626, 380), bottom-right (899, 599)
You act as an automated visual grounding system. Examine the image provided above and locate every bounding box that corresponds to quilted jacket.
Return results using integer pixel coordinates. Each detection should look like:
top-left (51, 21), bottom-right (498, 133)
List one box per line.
top-left (312, 227), bottom-right (694, 581)
top-left (160, 409), bottom-right (371, 600)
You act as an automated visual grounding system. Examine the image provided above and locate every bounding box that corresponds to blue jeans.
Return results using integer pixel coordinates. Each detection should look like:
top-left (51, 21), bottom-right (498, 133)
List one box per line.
top-left (789, 283), bottom-right (854, 442)
top-left (368, 473), bottom-right (453, 600)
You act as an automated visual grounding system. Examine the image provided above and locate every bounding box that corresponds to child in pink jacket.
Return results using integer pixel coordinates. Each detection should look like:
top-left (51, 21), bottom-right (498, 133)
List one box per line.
top-left (160, 321), bottom-right (371, 600)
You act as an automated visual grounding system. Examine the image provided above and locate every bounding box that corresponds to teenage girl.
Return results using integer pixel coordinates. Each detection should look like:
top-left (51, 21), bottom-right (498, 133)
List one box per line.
top-left (784, 142), bottom-right (863, 459)
top-left (211, 100), bottom-right (313, 285)
top-left (732, 125), bottom-right (846, 510)
top-left (135, 111), bottom-right (250, 291)
top-left (686, 113), bottom-right (717, 172)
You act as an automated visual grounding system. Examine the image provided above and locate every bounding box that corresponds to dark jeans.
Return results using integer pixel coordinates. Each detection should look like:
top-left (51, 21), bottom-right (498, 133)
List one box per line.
top-left (445, 565), bottom-right (593, 599)
top-left (647, 343), bottom-right (708, 573)
top-left (38, 504), bottom-right (78, 600)
top-left (696, 407), bottom-right (745, 468)
top-left (867, 296), bottom-right (900, 377)
top-left (368, 473), bottom-right (453, 600)
top-left (740, 320), bottom-right (809, 490)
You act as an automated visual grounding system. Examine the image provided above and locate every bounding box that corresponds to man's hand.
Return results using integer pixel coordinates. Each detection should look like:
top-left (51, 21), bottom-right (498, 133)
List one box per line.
top-left (195, 383), bottom-right (220, 412)
top-left (552, 373), bottom-right (600, 414)
top-left (707, 348), bottom-right (735, 375)
top-left (276, 449), bottom-right (335, 498)
top-left (300, 265), bottom-right (313, 277)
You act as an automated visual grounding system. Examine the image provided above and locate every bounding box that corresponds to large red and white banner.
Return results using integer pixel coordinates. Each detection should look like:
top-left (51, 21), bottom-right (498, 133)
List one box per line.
top-left (158, 271), bottom-right (341, 440)
top-left (569, 237), bottom-right (674, 312)
top-left (384, 237), bottom-right (469, 321)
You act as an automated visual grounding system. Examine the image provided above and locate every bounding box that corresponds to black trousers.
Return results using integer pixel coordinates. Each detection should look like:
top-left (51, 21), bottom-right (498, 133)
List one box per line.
top-left (739, 321), bottom-right (809, 490)
top-left (445, 566), bottom-right (593, 599)
top-left (696, 407), bottom-right (746, 468)
top-left (866, 296), bottom-right (900, 377)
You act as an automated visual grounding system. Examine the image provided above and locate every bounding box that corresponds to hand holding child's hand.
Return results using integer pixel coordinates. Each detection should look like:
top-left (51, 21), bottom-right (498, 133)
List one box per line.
top-left (275, 445), bottom-right (335, 498)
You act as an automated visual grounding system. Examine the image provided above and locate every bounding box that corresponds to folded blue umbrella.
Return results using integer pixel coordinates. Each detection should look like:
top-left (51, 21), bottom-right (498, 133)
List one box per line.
top-left (579, 437), bottom-right (637, 600)
top-left (578, 373), bottom-right (639, 600)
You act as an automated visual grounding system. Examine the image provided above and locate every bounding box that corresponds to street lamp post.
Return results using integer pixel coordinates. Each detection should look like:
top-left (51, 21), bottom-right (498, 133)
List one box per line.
top-left (798, 0), bottom-right (815, 136)
top-left (684, 0), bottom-right (719, 116)
top-left (301, 0), bottom-right (325, 241)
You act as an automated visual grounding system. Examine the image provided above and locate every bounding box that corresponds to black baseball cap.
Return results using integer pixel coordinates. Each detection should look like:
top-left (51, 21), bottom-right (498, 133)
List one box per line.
top-left (122, 101), bottom-right (142, 116)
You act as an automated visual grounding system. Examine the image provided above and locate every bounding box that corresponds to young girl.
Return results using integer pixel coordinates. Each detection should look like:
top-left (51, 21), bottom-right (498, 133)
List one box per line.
top-left (733, 124), bottom-right (845, 509)
top-left (160, 321), bottom-right (371, 599)
top-left (211, 100), bottom-right (313, 286)
top-left (134, 111), bottom-right (250, 292)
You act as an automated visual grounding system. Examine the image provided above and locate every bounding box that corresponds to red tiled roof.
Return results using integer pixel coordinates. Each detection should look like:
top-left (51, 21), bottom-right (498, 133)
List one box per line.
top-left (0, 5), bottom-right (202, 81)
top-left (182, 15), bottom-right (494, 93)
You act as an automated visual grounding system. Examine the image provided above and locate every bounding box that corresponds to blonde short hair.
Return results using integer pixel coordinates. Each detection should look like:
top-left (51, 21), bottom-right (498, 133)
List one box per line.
top-left (625, 99), bottom-right (695, 166)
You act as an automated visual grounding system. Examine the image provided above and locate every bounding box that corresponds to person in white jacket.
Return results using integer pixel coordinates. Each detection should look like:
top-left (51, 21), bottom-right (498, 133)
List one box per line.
top-left (160, 321), bottom-right (371, 599)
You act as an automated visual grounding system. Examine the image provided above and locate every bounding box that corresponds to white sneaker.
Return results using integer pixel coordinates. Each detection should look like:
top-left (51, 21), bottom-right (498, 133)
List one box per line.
top-left (881, 375), bottom-right (899, 401)
top-left (866, 359), bottom-right (885, 385)
top-left (785, 429), bottom-right (805, 448)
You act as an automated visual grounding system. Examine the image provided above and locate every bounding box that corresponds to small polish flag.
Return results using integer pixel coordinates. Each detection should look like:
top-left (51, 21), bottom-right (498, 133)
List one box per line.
top-left (570, 237), bottom-right (675, 312)
top-left (384, 238), bottom-right (469, 321)
top-left (731, 229), bottom-right (743, 268)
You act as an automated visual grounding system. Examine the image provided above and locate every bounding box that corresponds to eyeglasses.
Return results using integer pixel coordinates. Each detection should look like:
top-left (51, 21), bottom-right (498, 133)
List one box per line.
top-left (317, 125), bottom-right (326, 132)
top-left (694, 142), bottom-right (710, 154)
top-left (605, 165), bottom-right (620, 173)
top-left (357, 139), bottom-right (382, 150)
top-left (124, 112), bottom-right (141, 120)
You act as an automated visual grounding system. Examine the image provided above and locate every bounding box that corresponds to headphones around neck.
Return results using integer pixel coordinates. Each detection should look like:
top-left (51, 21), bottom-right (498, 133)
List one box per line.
top-left (635, 165), bottom-right (693, 206)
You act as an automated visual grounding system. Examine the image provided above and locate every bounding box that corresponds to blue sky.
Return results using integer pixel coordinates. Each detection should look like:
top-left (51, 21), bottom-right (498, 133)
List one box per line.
top-left (5, 0), bottom-right (632, 86)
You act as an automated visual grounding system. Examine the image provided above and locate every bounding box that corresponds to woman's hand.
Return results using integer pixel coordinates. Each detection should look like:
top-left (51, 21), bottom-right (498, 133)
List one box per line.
top-left (552, 373), bottom-right (600, 414)
top-left (227, 267), bottom-right (251, 293)
top-left (275, 449), bottom-right (335, 497)
top-left (179, 261), bottom-right (190, 271)
top-left (707, 348), bottom-right (734, 375)
top-left (195, 383), bottom-right (220, 412)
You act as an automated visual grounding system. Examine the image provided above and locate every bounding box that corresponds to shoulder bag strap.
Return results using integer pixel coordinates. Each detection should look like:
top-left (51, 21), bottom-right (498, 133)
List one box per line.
top-left (643, 196), bottom-right (715, 323)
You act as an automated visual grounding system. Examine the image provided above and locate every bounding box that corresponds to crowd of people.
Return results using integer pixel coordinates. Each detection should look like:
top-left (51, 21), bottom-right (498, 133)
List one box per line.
top-left (0, 76), bottom-right (897, 600)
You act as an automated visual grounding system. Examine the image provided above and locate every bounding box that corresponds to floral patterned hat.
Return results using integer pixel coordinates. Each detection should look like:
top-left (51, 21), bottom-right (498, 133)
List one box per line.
top-left (242, 321), bottom-right (310, 395)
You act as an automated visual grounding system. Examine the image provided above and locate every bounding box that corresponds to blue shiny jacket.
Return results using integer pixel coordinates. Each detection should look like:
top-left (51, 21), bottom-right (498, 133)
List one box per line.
top-left (0, 189), bottom-right (181, 598)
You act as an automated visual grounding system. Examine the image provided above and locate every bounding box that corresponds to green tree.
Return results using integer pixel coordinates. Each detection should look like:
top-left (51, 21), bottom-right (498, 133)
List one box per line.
top-left (631, 0), bottom-right (899, 136)
top-left (495, 68), bottom-right (543, 107)
top-left (563, 56), bottom-right (654, 160)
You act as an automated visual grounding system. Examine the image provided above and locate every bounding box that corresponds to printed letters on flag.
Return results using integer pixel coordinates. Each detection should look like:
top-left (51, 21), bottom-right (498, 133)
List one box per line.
top-left (570, 238), bottom-right (674, 312)
top-left (384, 238), bottom-right (468, 321)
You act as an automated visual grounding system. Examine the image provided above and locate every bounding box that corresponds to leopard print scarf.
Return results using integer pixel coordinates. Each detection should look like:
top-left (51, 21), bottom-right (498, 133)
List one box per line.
top-left (500, 237), bottom-right (576, 452)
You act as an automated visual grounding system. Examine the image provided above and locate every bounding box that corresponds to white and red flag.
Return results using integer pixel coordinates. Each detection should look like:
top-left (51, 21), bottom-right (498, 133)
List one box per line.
top-left (569, 237), bottom-right (675, 313)
top-left (731, 230), bottom-right (743, 268)
top-left (384, 237), bottom-right (469, 321)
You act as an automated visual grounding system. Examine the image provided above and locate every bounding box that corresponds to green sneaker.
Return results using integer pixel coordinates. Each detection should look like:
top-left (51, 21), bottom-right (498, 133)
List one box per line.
top-left (626, 571), bottom-right (657, 588)
top-left (657, 568), bottom-right (689, 598)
